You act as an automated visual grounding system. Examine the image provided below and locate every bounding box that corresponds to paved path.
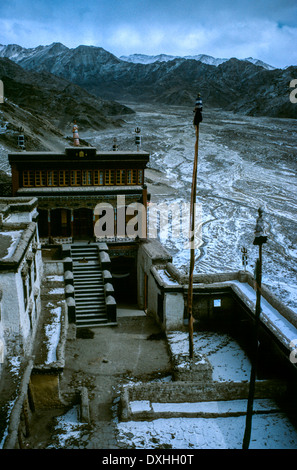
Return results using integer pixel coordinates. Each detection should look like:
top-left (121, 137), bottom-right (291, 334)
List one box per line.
top-left (59, 306), bottom-right (172, 449)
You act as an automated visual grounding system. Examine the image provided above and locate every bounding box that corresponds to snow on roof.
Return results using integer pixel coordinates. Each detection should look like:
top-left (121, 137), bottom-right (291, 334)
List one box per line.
top-left (227, 280), bottom-right (297, 350)
top-left (0, 230), bottom-right (22, 260)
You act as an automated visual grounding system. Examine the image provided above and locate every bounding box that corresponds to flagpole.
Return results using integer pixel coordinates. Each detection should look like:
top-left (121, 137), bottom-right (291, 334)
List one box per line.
top-left (242, 208), bottom-right (267, 449)
top-left (188, 94), bottom-right (202, 359)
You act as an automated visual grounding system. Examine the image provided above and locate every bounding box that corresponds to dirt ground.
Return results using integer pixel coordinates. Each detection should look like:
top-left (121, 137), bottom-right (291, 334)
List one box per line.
top-left (24, 307), bottom-right (173, 449)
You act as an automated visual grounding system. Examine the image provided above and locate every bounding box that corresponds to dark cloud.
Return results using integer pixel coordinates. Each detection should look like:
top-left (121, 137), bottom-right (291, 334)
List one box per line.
top-left (0, 0), bottom-right (296, 67)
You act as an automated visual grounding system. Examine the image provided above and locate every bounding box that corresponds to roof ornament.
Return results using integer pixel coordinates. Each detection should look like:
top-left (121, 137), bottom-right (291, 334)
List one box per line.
top-left (72, 120), bottom-right (80, 147)
top-left (253, 207), bottom-right (268, 246)
top-left (112, 137), bottom-right (118, 151)
top-left (135, 127), bottom-right (141, 151)
top-left (18, 134), bottom-right (25, 151)
top-left (193, 93), bottom-right (203, 126)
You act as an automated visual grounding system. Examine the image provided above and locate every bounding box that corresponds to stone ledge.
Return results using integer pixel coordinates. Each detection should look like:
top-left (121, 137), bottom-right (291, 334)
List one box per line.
top-left (120, 379), bottom-right (287, 421)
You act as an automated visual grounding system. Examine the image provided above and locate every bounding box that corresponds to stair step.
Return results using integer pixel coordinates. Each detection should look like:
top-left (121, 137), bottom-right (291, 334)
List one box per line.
top-left (76, 320), bottom-right (108, 326)
top-left (76, 303), bottom-right (106, 309)
top-left (75, 302), bottom-right (105, 307)
top-left (73, 276), bottom-right (103, 281)
top-left (76, 312), bottom-right (106, 318)
top-left (75, 295), bottom-right (105, 300)
top-left (73, 271), bottom-right (102, 275)
top-left (76, 315), bottom-right (107, 321)
top-left (74, 282), bottom-right (102, 286)
top-left (74, 288), bottom-right (103, 293)
top-left (74, 282), bottom-right (102, 287)
top-left (71, 246), bottom-right (98, 250)
top-left (76, 310), bottom-right (106, 315)
top-left (73, 268), bottom-right (101, 271)
top-left (76, 321), bottom-right (108, 326)
top-left (75, 298), bottom-right (105, 302)
top-left (74, 277), bottom-right (102, 281)
top-left (73, 264), bottom-right (100, 269)
top-left (68, 244), bottom-right (115, 328)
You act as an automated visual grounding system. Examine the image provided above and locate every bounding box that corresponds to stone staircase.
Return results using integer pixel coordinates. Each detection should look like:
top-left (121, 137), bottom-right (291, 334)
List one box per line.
top-left (70, 244), bottom-right (110, 328)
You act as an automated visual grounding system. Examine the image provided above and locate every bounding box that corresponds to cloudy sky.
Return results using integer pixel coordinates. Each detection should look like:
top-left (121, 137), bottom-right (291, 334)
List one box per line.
top-left (0, 0), bottom-right (296, 68)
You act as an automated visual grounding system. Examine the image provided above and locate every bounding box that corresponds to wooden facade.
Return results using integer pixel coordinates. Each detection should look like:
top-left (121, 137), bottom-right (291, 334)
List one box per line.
top-left (9, 147), bottom-right (150, 244)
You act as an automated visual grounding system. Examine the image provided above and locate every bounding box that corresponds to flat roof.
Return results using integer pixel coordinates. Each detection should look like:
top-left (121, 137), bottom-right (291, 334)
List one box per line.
top-left (8, 147), bottom-right (150, 164)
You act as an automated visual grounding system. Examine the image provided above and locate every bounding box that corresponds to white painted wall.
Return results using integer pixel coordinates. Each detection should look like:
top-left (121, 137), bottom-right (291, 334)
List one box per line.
top-left (164, 292), bottom-right (184, 330)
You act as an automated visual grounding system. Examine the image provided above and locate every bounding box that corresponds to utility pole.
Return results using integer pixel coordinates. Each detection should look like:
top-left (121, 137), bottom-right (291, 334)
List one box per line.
top-left (187, 94), bottom-right (203, 359)
top-left (242, 207), bottom-right (268, 449)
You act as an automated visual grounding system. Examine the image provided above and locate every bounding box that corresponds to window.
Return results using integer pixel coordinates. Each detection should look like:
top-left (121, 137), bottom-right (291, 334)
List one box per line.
top-left (127, 169), bottom-right (137, 185)
top-left (105, 169), bottom-right (115, 185)
top-left (82, 170), bottom-right (92, 186)
top-left (93, 170), bottom-right (104, 186)
top-left (47, 170), bottom-right (58, 186)
top-left (59, 170), bottom-right (70, 186)
top-left (116, 169), bottom-right (126, 185)
top-left (35, 170), bottom-right (47, 187)
top-left (138, 169), bottom-right (143, 185)
top-left (23, 170), bottom-right (34, 187)
top-left (70, 170), bottom-right (81, 186)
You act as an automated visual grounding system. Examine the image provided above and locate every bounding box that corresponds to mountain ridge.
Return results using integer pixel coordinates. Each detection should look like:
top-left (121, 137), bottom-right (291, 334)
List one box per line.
top-left (119, 52), bottom-right (275, 70)
top-left (0, 42), bottom-right (296, 119)
top-left (0, 56), bottom-right (134, 154)
top-left (0, 42), bottom-right (276, 70)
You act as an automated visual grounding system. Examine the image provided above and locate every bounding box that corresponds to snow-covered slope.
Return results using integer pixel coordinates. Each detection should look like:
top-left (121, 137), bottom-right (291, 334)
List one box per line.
top-left (120, 52), bottom-right (275, 69)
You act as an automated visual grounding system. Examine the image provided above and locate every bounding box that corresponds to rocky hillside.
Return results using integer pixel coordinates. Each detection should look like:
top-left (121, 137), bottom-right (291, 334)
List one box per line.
top-left (0, 56), bottom-right (134, 153)
top-left (0, 43), bottom-right (296, 119)
top-left (0, 57), bottom-right (133, 130)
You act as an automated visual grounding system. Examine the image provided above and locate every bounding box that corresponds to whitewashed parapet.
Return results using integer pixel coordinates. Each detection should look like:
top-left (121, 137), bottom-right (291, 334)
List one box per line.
top-left (66, 296), bottom-right (76, 323)
top-left (99, 251), bottom-right (111, 269)
top-left (102, 270), bottom-right (112, 284)
top-left (104, 283), bottom-right (114, 296)
top-left (97, 242), bottom-right (108, 251)
top-left (64, 270), bottom-right (74, 285)
top-left (65, 284), bottom-right (74, 298)
top-left (61, 244), bottom-right (71, 258)
top-left (63, 257), bottom-right (73, 272)
top-left (106, 295), bottom-right (116, 323)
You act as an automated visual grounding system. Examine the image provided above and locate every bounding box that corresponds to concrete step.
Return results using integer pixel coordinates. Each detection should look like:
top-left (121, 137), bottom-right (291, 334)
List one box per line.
top-left (76, 309), bottom-right (106, 315)
top-left (73, 274), bottom-right (103, 280)
top-left (76, 312), bottom-right (107, 319)
top-left (71, 245), bottom-right (98, 250)
top-left (73, 264), bottom-right (101, 270)
top-left (76, 301), bottom-right (105, 307)
top-left (74, 292), bottom-right (104, 302)
top-left (70, 244), bottom-right (113, 328)
top-left (74, 282), bottom-right (103, 286)
top-left (74, 287), bottom-right (103, 293)
top-left (75, 301), bottom-right (105, 307)
top-left (76, 319), bottom-right (108, 326)
top-left (75, 301), bottom-right (106, 308)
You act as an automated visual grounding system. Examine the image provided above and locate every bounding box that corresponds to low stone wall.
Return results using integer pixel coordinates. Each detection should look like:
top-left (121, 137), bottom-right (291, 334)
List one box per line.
top-left (43, 260), bottom-right (65, 276)
top-left (120, 379), bottom-right (287, 421)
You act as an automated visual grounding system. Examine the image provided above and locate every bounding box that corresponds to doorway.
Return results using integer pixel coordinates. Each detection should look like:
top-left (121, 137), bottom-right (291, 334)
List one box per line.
top-left (73, 208), bottom-right (93, 239)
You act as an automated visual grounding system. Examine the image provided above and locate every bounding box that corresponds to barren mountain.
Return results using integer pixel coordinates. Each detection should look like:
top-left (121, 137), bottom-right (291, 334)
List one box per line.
top-left (0, 42), bottom-right (296, 119)
top-left (0, 56), bottom-right (135, 155)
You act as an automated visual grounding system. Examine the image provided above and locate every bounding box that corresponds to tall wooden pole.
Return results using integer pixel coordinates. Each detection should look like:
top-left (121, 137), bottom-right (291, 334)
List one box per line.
top-left (243, 208), bottom-right (267, 449)
top-left (242, 254), bottom-right (261, 449)
top-left (188, 119), bottom-right (200, 358)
